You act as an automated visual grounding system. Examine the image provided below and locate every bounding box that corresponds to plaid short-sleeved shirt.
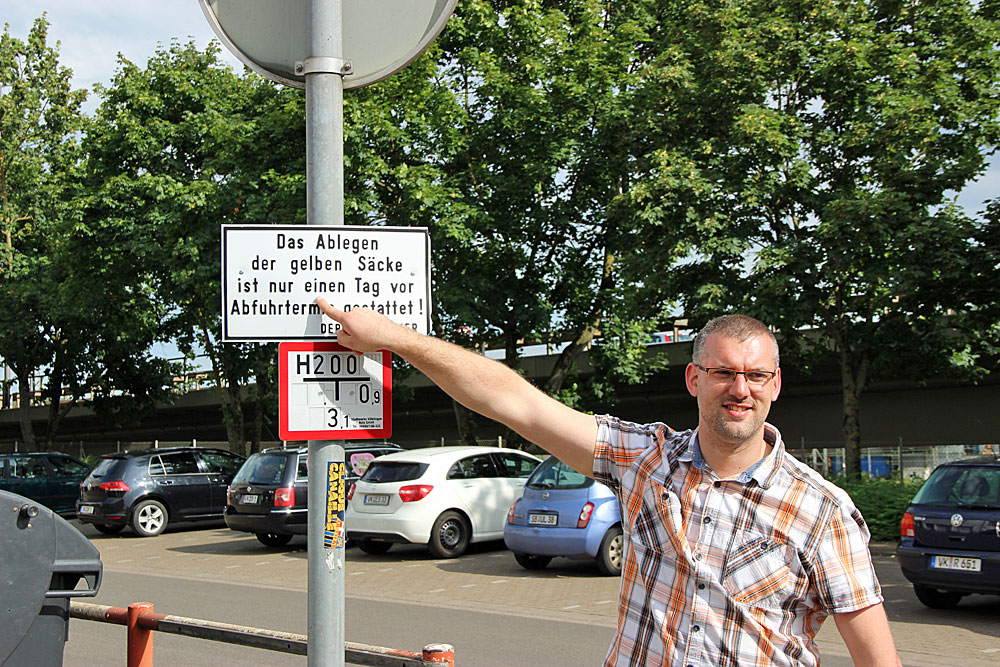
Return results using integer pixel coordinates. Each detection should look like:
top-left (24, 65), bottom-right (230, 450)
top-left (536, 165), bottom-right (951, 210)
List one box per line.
top-left (593, 416), bottom-right (882, 667)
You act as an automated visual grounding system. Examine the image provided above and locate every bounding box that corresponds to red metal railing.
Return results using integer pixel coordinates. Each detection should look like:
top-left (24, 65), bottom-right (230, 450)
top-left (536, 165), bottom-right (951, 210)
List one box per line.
top-left (69, 601), bottom-right (455, 667)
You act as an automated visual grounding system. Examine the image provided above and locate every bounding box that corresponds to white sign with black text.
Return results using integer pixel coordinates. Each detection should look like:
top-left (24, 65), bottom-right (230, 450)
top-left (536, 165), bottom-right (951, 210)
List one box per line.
top-left (222, 225), bottom-right (431, 341)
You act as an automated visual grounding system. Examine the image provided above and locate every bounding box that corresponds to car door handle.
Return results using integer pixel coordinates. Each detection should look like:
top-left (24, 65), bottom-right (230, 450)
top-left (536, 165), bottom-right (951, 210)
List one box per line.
top-left (161, 480), bottom-right (174, 485)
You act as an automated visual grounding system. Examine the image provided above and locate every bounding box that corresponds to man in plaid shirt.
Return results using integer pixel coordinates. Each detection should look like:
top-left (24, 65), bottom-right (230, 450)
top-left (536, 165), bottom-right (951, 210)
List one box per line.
top-left (319, 300), bottom-right (901, 666)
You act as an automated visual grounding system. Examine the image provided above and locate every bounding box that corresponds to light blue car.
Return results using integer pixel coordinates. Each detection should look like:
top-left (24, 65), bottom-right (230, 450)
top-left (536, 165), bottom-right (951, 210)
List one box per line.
top-left (504, 456), bottom-right (623, 575)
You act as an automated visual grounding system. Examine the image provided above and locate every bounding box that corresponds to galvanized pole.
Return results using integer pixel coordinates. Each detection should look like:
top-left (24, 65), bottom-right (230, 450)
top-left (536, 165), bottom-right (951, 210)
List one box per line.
top-left (304, 0), bottom-right (346, 665)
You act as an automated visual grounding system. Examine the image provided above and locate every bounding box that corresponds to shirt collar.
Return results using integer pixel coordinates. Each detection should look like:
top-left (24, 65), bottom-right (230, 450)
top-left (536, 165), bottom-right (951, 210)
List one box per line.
top-left (684, 424), bottom-right (784, 488)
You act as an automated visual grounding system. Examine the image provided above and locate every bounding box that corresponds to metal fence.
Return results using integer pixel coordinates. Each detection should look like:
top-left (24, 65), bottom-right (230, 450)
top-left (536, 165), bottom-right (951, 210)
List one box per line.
top-left (789, 442), bottom-right (999, 480)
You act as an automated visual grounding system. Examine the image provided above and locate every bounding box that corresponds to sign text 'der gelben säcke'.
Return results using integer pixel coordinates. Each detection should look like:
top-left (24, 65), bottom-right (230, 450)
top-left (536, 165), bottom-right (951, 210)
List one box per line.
top-left (221, 225), bottom-right (431, 342)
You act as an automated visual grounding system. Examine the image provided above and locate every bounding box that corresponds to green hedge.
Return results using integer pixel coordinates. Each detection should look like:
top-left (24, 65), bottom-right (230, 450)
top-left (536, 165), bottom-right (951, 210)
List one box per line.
top-left (831, 476), bottom-right (927, 542)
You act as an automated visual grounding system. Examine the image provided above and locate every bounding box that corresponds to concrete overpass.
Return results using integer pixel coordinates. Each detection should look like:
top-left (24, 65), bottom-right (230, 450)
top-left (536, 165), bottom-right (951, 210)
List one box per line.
top-left (1, 341), bottom-right (997, 453)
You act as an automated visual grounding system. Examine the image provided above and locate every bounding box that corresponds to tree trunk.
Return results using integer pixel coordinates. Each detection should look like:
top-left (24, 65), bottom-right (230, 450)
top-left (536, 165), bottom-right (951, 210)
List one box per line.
top-left (838, 346), bottom-right (871, 480)
top-left (15, 366), bottom-right (37, 450)
top-left (452, 400), bottom-right (479, 446)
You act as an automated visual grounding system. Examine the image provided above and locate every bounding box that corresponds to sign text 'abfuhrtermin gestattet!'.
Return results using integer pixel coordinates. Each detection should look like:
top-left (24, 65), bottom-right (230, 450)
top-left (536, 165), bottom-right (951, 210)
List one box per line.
top-left (221, 225), bottom-right (431, 341)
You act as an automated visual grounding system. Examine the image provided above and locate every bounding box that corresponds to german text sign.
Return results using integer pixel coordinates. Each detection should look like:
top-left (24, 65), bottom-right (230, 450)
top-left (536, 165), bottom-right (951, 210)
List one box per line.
top-left (279, 342), bottom-right (392, 440)
top-left (222, 225), bottom-right (431, 342)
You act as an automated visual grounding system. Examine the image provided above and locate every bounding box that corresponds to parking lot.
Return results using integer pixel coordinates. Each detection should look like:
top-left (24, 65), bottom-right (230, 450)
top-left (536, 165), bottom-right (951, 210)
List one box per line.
top-left (62, 522), bottom-right (1000, 666)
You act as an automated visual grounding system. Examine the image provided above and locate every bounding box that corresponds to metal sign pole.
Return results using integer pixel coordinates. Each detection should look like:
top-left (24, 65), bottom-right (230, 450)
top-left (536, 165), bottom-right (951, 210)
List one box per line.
top-left (305, 0), bottom-right (346, 665)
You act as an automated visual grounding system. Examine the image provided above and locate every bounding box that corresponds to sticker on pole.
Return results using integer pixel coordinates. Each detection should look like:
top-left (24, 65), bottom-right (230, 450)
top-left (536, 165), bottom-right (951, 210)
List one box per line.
top-left (279, 342), bottom-right (391, 440)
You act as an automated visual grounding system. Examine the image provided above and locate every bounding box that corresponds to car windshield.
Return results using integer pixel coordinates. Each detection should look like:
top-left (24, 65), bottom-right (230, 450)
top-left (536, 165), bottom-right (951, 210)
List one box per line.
top-left (527, 457), bottom-right (592, 490)
top-left (361, 461), bottom-right (428, 483)
top-left (911, 464), bottom-right (1000, 508)
top-left (233, 454), bottom-right (288, 485)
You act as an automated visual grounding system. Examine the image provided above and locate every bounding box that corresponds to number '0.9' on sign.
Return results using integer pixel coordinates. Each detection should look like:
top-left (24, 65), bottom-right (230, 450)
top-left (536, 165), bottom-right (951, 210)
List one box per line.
top-left (279, 342), bottom-right (392, 440)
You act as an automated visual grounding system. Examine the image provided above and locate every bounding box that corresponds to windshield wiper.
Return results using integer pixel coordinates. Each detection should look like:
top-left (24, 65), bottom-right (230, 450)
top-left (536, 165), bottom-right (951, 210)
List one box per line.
top-left (956, 502), bottom-right (1000, 509)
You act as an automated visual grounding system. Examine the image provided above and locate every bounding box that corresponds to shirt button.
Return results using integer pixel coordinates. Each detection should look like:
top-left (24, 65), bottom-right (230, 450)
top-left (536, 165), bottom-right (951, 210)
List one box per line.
top-left (694, 553), bottom-right (702, 561)
top-left (713, 481), bottom-right (721, 488)
top-left (703, 516), bottom-right (711, 524)
top-left (693, 625), bottom-right (701, 632)
top-left (698, 583), bottom-right (706, 590)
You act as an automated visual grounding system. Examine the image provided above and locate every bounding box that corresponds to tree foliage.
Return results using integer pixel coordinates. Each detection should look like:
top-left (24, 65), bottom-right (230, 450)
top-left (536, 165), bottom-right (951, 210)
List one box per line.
top-left (84, 41), bottom-right (306, 454)
top-left (633, 0), bottom-right (1000, 475)
top-left (1, 17), bottom-right (172, 449)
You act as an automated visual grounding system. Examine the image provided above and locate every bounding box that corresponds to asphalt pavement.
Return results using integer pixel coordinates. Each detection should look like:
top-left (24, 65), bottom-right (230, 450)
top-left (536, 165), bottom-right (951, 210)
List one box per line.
top-left (58, 523), bottom-right (1000, 666)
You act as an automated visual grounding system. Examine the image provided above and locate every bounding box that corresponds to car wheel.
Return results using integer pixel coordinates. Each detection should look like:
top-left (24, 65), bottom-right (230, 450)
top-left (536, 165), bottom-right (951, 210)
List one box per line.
top-left (514, 552), bottom-right (552, 570)
top-left (130, 499), bottom-right (168, 537)
top-left (255, 532), bottom-right (293, 547)
top-left (596, 525), bottom-right (624, 576)
top-left (94, 523), bottom-right (125, 535)
top-left (358, 539), bottom-right (393, 555)
top-left (429, 511), bottom-right (470, 558)
top-left (913, 584), bottom-right (964, 609)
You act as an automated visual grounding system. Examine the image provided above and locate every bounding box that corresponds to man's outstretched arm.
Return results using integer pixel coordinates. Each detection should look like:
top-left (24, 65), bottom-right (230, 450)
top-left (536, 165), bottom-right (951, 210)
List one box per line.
top-left (316, 299), bottom-right (598, 475)
top-left (833, 603), bottom-right (901, 666)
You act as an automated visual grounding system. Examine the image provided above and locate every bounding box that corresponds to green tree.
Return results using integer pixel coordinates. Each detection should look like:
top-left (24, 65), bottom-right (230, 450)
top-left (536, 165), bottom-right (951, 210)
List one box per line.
top-left (637, 0), bottom-right (1000, 476)
top-left (1, 16), bottom-right (172, 449)
top-left (347, 0), bottom-right (690, 444)
top-left (84, 42), bottom-right (304, 454)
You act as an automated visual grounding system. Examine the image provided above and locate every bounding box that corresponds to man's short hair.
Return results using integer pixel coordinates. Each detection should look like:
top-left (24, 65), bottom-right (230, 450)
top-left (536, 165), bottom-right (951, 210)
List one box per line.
top-left (692, 314), bottom-right (779, 367)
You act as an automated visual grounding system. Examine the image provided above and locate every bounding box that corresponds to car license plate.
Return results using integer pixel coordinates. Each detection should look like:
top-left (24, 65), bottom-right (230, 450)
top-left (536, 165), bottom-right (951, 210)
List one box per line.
top-left (528, 513), bottom-right (557, 526)
top-left (79, 505), bottom-right (94, 515)
top-left (364, 494), bottom-right (390, 506)
top-left (241, 494), bottom-right (259, 504)
top-left (931, 555), bottom-right (981, 571)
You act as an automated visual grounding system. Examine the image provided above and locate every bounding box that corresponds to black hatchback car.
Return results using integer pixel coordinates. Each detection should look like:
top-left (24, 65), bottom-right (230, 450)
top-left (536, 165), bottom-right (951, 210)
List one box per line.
top-left (225, 442), bottom-right (402, 547)
top-left (0, 452), bottom-right (91, 517)
top-left (897, 455), bottom-right (1000, 608)
top-left (77, 447), bottom-right (245, 537)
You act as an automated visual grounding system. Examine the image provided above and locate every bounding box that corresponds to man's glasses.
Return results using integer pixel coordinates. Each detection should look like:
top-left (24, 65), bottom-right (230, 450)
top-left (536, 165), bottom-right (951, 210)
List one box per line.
top-left (695, 365), bottom-right (777, 386)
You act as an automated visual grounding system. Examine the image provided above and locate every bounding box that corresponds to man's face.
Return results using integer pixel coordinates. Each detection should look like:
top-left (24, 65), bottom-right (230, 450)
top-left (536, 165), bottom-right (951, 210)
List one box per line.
top-left (685, 332), bottom-right (782, 447)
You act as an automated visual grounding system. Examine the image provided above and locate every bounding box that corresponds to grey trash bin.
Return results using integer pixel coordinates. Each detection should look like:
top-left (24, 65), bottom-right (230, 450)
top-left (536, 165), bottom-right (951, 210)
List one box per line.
top-left (0, 489), bottom-right (103, 666)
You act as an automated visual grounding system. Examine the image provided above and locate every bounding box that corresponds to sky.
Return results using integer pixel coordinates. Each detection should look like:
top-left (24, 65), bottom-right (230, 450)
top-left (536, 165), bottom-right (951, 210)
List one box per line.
top-left (4, 2), bottom-right (243, 108)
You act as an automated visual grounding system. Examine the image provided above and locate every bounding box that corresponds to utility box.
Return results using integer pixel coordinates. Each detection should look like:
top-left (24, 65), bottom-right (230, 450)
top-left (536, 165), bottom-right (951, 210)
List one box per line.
top-left (0, 489), bottom-right (103, 666)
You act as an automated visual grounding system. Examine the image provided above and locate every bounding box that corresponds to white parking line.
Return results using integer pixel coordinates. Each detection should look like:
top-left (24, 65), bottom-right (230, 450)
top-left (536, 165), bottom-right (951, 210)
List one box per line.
top-left (563, 605), bottom-right (581, 610)
top-left (255, 562), bottom-right (270, 566)
top-left (428, 589), bottom-right (446, 593)
top-left (461, 584), bottom-right (477, 588)
top-left (378, 568), bottom-right (393, 572)
top-left (226, 565), bottom-right (240, 569)
top-left (490, 580), bottom-right (506, 585)
top-left (595, 600), bottom-right (613, 605)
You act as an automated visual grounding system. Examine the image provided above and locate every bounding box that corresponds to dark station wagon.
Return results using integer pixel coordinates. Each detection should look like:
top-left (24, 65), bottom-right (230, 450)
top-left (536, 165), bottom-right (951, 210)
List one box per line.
top-left (225, 442), bottom-right (402, 547)
top-left (897, 455), bottom-right (1000, 608)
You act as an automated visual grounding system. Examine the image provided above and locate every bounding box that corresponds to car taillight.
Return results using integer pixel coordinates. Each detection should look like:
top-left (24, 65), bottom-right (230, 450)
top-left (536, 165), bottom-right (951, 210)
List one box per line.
top-left (227, 487), bottom-right (232, 505)
top-left (398, 484), bottom-right (433, 502)
top-left (507, 500), bottom-right (518, 525)
top-left (274, 486), bottom-right (295, 508)
top-left (578, 502), bottom-right (595, 528)
top-left (900, 511), bottom-right (915, 538)
top-left (347, 483), bottom-right (356, 501)
top-left (99, 481), bottom-right (130, 493)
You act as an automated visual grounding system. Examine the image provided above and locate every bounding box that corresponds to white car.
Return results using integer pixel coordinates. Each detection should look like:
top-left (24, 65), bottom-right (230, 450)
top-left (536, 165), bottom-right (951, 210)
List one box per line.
top-left (346, 446), bottom-right (541, 558)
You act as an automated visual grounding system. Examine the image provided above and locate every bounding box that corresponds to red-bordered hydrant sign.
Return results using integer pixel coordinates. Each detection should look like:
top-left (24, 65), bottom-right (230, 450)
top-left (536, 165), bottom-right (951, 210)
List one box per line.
top-left (279, 342), bottom-right (392, 440)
